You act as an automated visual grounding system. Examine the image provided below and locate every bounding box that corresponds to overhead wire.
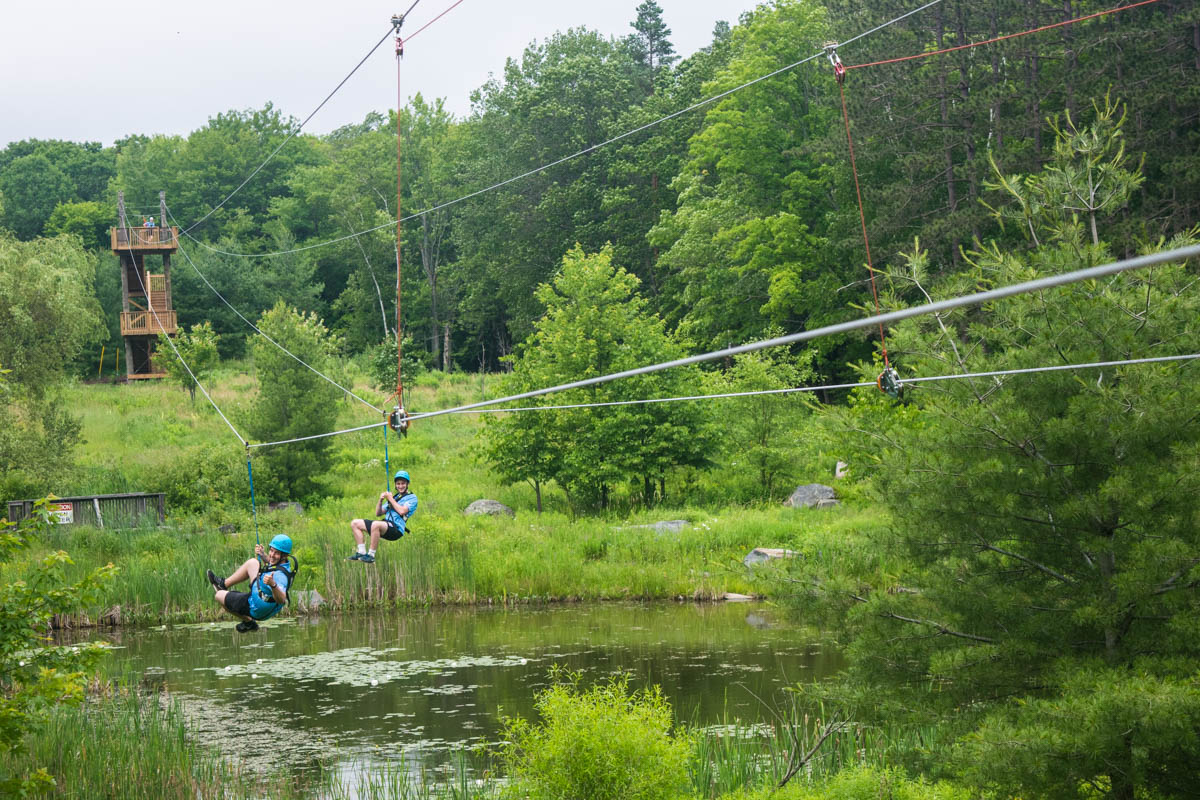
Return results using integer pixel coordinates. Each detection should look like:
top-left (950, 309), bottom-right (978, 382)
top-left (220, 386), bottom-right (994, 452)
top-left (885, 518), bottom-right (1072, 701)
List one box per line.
top-left (396, 244), bottom-right (1200, 423)
top-left (846, 0), bottom-right (1161, 71)
top-left (119, 239), bottom-right (247, 445)
top-left (435, 353), bottom-right (1200, 416)
top-left (165, 207), bottom-right (385, 413)
top-left (175, 0), bottom-right (947, 260)
top-left (181, 25), bottom-right (399, 236)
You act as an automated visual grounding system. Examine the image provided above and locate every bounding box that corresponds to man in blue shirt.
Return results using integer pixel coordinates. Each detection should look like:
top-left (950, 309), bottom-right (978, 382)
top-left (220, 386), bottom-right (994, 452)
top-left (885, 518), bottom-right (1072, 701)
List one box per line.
top-left (349, 470), bottom-right (418, 563)
top-left (206, 534), bottom-right (294, 632)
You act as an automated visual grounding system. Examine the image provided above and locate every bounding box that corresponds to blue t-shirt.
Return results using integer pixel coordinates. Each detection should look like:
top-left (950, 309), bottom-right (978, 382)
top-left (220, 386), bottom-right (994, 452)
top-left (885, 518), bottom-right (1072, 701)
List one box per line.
top-left (384, 492), bottom-right (418, 533)
top-left (248, 565), bottom-right (291, 620)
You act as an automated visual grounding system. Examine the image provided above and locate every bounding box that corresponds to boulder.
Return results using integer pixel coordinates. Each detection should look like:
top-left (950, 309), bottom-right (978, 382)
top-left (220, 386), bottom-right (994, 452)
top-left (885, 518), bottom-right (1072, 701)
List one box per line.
top-left (784, 483), bottom-right (839, 509)
top-left (293, 590), bottom-right (325, 611)
top-left (464, 499), bottom-right (515, 517)
top-left (218, 524), bottom-right (237, 534)
top-left (723, 592), bottom-right (755, 602)
top-left (628, 520), bottom-right (689, 535)
top-left (267, 501), bottom-right (304, 514)
top-left (743, 547), bottom-right (799, 567)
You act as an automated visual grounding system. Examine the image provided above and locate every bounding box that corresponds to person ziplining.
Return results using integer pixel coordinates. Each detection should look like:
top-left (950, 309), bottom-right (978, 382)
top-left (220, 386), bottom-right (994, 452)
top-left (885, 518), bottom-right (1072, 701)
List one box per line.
top-left (348, 470), bottom-right (418, 563)
top-left (207, 534), bottom-right (296, 632)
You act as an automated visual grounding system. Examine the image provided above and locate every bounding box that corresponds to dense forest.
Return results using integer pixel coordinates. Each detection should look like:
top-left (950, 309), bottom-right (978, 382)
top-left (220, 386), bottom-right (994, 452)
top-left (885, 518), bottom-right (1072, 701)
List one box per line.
top-left (2, 0), bottom-right (1195, 375)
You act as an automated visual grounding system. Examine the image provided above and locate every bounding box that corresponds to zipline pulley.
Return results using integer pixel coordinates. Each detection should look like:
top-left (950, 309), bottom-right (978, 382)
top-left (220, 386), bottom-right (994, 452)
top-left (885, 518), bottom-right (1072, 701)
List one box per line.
top-left (877, 366), bottom-right (903, 399)
top-left (392, 13), bottom-right (405, 56)
top-left (388, 405), bottom-right (410, 436)
top-left (825, 42), bottom-right (846, 83)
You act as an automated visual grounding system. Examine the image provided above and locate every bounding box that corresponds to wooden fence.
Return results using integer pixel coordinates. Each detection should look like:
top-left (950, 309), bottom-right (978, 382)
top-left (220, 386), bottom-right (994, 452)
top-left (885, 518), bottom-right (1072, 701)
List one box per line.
top-left (6, 493), bottom-right (166, 529)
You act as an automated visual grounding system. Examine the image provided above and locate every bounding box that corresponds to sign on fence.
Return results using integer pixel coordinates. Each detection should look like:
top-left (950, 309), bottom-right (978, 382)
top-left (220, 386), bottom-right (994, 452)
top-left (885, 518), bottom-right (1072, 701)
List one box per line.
top-left (51, 502), bottom-right (73, 524)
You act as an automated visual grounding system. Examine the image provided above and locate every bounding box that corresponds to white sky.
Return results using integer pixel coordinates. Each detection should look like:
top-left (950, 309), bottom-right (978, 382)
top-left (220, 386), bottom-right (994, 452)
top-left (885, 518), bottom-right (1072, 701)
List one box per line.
top-left (1, 1), bottom-right (764, 148)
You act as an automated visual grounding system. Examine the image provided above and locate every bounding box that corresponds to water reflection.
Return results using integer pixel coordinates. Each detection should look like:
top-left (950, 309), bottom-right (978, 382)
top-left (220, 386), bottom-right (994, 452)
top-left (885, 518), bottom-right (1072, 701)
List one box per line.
top-left (66, 602), bottom-right (842, 782)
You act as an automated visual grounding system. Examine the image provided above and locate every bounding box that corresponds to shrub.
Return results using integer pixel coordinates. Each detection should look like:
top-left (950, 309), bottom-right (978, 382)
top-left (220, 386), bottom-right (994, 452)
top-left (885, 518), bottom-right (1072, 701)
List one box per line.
top-left (500, 669), bottom-right (695, 800)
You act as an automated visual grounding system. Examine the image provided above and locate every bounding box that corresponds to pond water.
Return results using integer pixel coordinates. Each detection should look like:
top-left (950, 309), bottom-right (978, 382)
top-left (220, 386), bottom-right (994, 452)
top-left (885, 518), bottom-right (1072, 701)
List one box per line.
top-left (67, 602), bottom-right (842, 790)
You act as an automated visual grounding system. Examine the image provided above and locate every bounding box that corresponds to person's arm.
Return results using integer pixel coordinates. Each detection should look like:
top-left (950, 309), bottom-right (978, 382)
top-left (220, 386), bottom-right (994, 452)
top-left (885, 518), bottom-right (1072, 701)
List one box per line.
top-left (386, 494), bottom-right (413, 518)
top-left (375, 493), bottom-right (388, 516)
top-left (262, 572), bottom-right (287, 604)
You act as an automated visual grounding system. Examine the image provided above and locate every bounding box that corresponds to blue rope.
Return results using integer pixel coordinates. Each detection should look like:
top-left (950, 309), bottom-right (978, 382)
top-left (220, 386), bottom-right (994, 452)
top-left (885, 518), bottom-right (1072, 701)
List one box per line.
top-left (246, 452), bottom-right (260, 548)
top-left (383, 417), bottom-right (392, 489)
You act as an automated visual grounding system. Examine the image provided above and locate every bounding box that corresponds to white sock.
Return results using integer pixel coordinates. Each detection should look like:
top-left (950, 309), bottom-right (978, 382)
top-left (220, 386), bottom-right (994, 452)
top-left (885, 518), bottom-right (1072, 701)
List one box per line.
top-left (356, 544), bottom-right (366, 554)
top-left (368, 548), bottom-right (376, 557)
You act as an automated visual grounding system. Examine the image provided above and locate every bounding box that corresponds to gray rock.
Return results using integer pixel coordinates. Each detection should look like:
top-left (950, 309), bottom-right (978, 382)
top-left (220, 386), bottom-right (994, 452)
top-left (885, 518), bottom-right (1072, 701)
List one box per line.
top-left (267, 501), bottom-right (304, 514)
top-left (723, 592), bottom-right (754, 602)
top-left (628, 520), bottom-right (689, 534)
top-left (464, 499), bottom-right (515, 517)
top-left (218, 524), bottom-right (237, 534)
top-left (743, 547), bottom-right (799, 567)
top-left (293, 589), bottom-right (325, 610)
top-left (784, 484), bottom-right (839, 509)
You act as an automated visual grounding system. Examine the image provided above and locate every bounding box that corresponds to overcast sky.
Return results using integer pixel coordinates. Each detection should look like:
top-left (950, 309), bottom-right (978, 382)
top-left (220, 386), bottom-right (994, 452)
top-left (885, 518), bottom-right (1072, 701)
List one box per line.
top-left (1, 1), bottom-right (765, 148)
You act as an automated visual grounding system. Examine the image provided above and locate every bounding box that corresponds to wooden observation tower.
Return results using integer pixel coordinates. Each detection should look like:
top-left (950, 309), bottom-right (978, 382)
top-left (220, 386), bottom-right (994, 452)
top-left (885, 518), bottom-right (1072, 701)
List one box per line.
top-left (111, 190), bottom-right (179, 379)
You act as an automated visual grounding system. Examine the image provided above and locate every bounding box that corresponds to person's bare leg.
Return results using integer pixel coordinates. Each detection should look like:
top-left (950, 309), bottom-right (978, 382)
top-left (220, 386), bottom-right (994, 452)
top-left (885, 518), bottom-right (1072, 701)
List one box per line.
top-left (369, 521), bottom-right (389, 552)
top-left (351, 519), bottom-right (367, 547)
top-left (225, 557), bottom-right (261, 588)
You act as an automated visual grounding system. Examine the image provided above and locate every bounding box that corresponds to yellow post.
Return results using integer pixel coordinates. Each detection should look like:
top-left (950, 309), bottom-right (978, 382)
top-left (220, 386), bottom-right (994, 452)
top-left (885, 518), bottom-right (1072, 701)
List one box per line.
top-left (114, 347), bottom-right (120, 375)
top-left (98, 345), bottom-right (105, 378)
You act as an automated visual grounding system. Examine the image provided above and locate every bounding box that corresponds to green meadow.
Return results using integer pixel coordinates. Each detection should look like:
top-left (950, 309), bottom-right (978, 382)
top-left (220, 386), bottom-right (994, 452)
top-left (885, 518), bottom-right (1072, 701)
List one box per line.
top-left (18, 365), bottom-right (883, 627)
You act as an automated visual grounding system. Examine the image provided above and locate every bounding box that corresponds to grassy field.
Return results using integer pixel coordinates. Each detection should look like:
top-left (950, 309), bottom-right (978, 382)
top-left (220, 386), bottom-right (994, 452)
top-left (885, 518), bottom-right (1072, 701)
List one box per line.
top-left (9, 366), bottom-right (889, 626)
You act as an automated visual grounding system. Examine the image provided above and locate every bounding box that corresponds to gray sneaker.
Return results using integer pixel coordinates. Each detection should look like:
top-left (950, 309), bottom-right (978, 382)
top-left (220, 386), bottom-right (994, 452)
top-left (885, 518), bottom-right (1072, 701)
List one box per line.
top-left (358, 553), bottom-right (376, 563)
top-left (346, 552), bottom-right (364, 561)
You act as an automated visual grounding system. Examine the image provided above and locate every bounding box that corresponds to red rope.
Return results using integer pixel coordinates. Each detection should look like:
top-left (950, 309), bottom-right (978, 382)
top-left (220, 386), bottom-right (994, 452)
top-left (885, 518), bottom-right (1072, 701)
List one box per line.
top-left (837, 78), bottom-right (890, 368)
top-left (399, 0), bottom-right (467, 48)
top-left (847, 0), bottom-right (1160, 71)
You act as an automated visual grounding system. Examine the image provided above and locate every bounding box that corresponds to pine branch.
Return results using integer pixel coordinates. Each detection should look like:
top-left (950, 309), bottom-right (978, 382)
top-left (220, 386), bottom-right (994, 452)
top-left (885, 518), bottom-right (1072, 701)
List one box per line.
top-left (880, 611), bottom-right (995, 643)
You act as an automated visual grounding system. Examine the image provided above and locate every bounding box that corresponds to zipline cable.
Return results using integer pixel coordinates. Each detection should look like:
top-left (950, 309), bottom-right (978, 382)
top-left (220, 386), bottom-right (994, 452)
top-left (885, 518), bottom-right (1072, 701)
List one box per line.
top-left (395, 244), bottom-right (1200, 423)
top-left (165, 213), bottom-right (385, 414)
top-left (432, 353), bottom-right (1200, 416)
top-left (175, 0), bottom-right (946, 260)
top-left (182, 25), bottom-right (398, 236)
top-left (122, 240), bottom-right (247, 444)
top-left (241, 243), bottom-right (1200, 449)
top-left (846, 0), bottom-right (1160, 71)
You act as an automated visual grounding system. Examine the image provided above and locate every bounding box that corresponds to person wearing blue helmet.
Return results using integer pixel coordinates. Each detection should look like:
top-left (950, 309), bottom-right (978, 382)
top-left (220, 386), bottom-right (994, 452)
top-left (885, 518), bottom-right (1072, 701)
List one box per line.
top-left (348, 470), bottom-right (418, 563)
top-left (206, 534), bottom-right (295, 632)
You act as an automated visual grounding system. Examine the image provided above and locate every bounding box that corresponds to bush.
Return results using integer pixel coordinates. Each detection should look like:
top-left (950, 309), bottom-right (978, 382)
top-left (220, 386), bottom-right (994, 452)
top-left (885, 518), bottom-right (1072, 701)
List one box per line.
top-left (500, 669), bottom-right (695, 800)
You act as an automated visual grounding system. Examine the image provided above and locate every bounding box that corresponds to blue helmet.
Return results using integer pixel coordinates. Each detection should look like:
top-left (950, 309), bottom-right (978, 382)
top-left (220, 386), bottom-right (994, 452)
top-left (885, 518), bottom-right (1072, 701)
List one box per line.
top-left (269, 534), bottom-right (293, 554)
top-left (394, 470), bottom-right (411, 483)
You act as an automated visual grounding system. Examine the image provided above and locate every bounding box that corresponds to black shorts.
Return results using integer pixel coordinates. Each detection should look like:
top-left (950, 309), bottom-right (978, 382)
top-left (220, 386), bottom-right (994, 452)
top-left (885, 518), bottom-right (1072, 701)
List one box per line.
top-left (357, 519), bottom-right (403, 540)
top-left (223, 590), bottom-right (252, 618)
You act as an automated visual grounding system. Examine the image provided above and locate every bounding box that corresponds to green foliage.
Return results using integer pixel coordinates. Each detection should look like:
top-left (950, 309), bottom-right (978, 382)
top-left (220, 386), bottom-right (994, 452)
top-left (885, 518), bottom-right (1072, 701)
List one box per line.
top-left (704, 342), bottom-right (816, 500)
top-left (720, 766), bottom-right (972, 800)
top-left (0, 138), bottom-right (116, 240)
top-left (158, 321), bottom-right (220, 403)
top-left (44, 200), bottom-right (115, 251)
top-left (246, 302), bottom-right (343, 502)
top-left (500, 669), bottom-right (695, 800)
top-left (0, 235), bottom-right (105, 499)
top-left (482, 246), bottom-right (716, 512)
top-left (369, 332), bottom-right (430, 393)
top-left (956, 667), bottom-right (1200, 800)
top-left (0, 233), bottom-right (106, 390)
top-left (786, 104), bottom-right (1200, 798)
top-left (0, 499), bottom-right (115, 796)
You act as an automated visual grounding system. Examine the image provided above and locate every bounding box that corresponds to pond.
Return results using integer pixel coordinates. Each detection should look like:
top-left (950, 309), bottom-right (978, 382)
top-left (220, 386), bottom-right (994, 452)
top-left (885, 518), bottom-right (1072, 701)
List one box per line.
top-left (67, 601), bottom-right (842, 790)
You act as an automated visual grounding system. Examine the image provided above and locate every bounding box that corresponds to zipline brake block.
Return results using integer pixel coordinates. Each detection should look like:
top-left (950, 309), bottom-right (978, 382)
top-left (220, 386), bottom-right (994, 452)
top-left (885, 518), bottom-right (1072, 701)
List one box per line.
top-left (877, 367), bottom-right (902, 399)
top-left (824, 42), bottom-right (846, 83)
top-left (388, 406), bottom-right (410, 436)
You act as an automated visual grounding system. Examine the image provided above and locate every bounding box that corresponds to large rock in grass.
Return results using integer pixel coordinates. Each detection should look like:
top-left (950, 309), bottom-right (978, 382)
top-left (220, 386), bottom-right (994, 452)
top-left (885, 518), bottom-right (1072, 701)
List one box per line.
top-left (743, 548), bottom-right (799, 567)
top-left (464, 499), bottom-right (514, 517)
top-left (267, 501), bottom-right (304, 515)
top-left (627, 520), bottom-right (689, 535)
top-left (784, 484), bottom-right (839, 509)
